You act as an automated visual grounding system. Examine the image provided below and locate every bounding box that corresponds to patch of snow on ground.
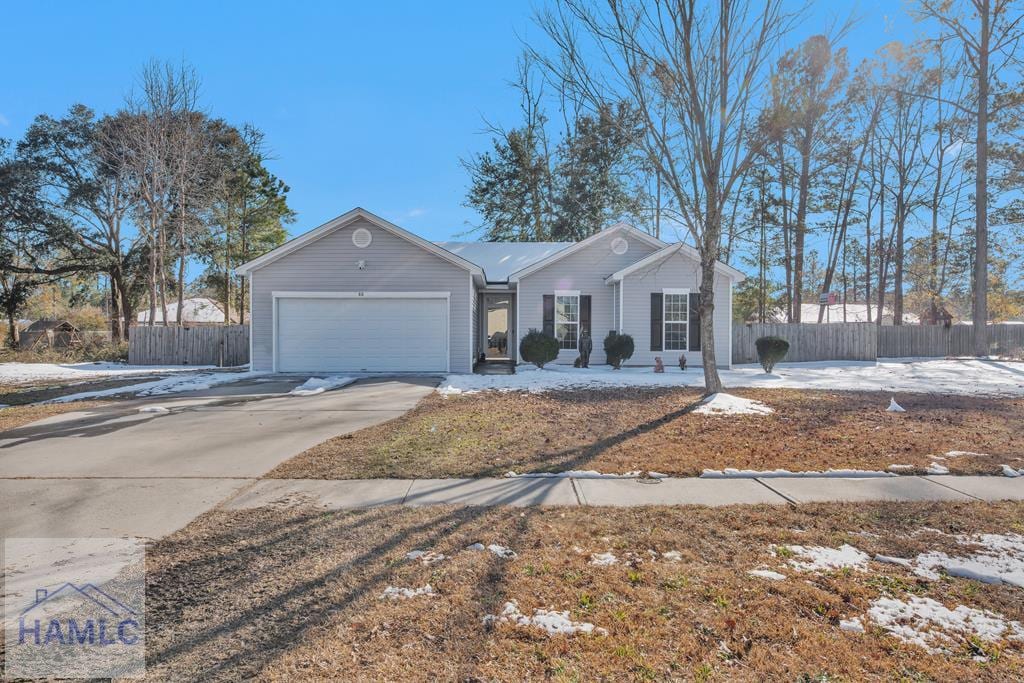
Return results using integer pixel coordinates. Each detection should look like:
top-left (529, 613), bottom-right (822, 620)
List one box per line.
top-left (913, 534), bottom-right (1024, 587)
top-left (487, 544), bottom-right (517, 559)
top-left (926, 462), bottom-right (950, 475)
top-left (887, 398), bottom-right (906, 412)
top-left (874, 555), bottom-right (913, 568)
top-left (0, 361), bottom-right (218, 384)
top-left (748, 569), bottom-right (787, 581)
top-left (887, 464), bottom-right (914, 472)
top-left (589, 552), bottom-right (618, 567)
top-left (866, 596), bottom-right (1024, 653)
top-left (466, 543), bottom-right (485, 551)
top-left (1002, 465), bottom-right (1022, 478)
top-left (661, 551), bottom-right (682, 562)
top-left (503, 469), bottom-right (665, 479)
top-left (946, 450), bottom-right (987, 458)
top-left (380, 584), bottom-right (436, 600)
top-left (483, 600), bottom-right (607, 636)
top-left (289, 375), bottom-right (356, 396)
top-left (138, 406), bottom-right (170, 414)
top-left (438, 359), bottom-right (1024, 397)
top-left (406, 550), bottom-right (446, 565)
top-left (785, 544), bottom-right (870, 572)
top-left (692, 392), bottom-right (773, 416)
top-left (45, 370), bottom-right (266, 403)
top-left (702, 468), bottom-right (892, 479)
top-left (839, 618), bottom-right (864, 633)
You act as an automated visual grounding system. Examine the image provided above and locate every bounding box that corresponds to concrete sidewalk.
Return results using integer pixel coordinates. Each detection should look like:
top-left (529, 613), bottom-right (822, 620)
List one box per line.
top-left (223, 474), bottom-right (1024, 510)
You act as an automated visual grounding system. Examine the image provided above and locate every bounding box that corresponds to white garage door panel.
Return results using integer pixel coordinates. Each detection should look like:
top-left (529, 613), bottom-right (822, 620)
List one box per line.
top-left (276, 297), bottom-right (448, 372)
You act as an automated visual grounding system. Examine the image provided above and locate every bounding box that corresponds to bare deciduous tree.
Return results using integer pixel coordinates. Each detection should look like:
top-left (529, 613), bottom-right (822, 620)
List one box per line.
top-left (534, 0), bottom-right (794, 394)
top-left (914, 0), bottom-right (1024, 351)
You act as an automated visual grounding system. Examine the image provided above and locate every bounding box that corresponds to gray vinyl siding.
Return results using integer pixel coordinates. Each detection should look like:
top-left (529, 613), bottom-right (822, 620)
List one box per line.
top-left (249, 217), bottom-right (473, 373)
top-left (619, 251), bottom-right (734, 368)
top-left (517, 233), bottom-right (658, 365)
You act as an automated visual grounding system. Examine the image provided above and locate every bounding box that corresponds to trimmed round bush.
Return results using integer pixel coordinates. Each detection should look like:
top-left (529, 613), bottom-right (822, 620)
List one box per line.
top-left (519, 329), bottom-right (559, 368)
top-left (603, 332), bottom-right (635, 369)
top-left (755, 335), bottom-right (790, 373)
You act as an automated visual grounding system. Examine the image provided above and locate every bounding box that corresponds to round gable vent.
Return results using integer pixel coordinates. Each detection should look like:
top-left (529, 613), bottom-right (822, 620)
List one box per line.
top-left (611, 236), bottom-right (629, 255)
top-left (352, 227), bottom-right (373, 248)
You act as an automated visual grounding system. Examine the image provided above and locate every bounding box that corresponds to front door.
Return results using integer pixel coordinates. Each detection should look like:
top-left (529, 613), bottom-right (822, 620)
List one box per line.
top-left (483, 295), bottom-right (512, 360)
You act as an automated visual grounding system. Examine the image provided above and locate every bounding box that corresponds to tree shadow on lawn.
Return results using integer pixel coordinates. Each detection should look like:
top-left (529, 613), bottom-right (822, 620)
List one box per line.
top-left (519, 388), bottom-right (1024, 476)
top-left (517, 394), bottom-right (707, 475)
top-left (145, 502), bottom-right (541, 680)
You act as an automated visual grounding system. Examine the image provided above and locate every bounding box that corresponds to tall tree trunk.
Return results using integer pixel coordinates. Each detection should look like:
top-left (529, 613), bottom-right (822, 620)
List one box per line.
top-left (876, 179), bottom-right (887, 326)
top-left (7, 309), bottom-right (18, 348)
top-left (929, 148), bottom-right (943, 323)
top-left (894, 189), bottom-right (906, 325)
top-left (120, 283), bottom-right (134, 343)
top-left (108, 272), bottom-right (122, 342)
top-left (776, 141), bottom-right (793, 322)
top-left (176, 210), bottom-right (187, 327)
top-left (699, 199), bottom-right (723, 396)
top-left (158, 225), bottom-right (168, 326)
top-left (147, 232), bottom-right (157, 327)
top-left (224, 249), bottom-right (231, 326)
top-left (973, 0), bottom-right (990, 354)
top-left (792, 135), bottom-right (811, 323)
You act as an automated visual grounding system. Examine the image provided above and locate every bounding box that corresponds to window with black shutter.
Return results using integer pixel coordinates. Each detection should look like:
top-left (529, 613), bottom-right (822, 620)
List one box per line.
top-left (689, 292), bottom-right (701, 351)
top-left (542, 295), bottom-right (555, 337)
top-left (650, 292), bottom-right (663, 351)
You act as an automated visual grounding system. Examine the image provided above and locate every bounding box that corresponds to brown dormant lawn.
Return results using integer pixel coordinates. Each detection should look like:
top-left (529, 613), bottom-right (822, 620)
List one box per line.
top-left (0, 376), bottom-right (154, 432)
top-left (0, 400), bottom-right (111, 432)
top-left (268, 388), bottom-right (1024, 479)
top-left (142, 500), bottom-right (1024, 681)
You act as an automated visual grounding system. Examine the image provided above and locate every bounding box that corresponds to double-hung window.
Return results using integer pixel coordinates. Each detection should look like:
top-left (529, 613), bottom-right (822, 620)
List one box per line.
top-left (554, 291), bottom-right (579, 350)
top-left (663, 289), bottom-right (689, 351)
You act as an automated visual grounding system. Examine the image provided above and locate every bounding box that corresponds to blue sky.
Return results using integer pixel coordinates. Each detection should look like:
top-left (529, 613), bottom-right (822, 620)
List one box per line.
top-left (1, 1), bottom-right (919, 245)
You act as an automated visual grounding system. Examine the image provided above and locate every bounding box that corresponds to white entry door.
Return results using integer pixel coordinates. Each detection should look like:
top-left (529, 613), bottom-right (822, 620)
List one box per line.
top-left (275, 295), bottom-right (448, 372)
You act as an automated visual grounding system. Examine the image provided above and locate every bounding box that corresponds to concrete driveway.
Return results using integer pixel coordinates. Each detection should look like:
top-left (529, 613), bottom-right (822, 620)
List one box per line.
top-left (0, 376), bottom-right (436, 541)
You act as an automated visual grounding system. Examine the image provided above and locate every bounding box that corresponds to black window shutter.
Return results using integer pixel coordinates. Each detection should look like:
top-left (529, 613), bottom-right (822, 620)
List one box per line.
top-left (580, 295), bottom-right (591, 338)
top-left (543, 295), bottom-right (555, 337)
top-left (650, 292), bottom-right (663, 351)
top-left (689, 292), bottom-right (702, 351)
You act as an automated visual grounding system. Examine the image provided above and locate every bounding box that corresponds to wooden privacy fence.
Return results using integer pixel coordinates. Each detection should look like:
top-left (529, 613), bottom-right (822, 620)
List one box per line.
top-left (878, 324), bottom-right (1024, 358)
top-left (732, 323), bottom-right (1024, 364)
top-left (732, 323), bottom-right (877, 364)
top-left (128, 325), bottom-right (249, 367)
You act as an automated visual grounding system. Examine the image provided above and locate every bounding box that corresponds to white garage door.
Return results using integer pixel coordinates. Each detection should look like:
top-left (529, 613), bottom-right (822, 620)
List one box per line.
top-left (276, 296), bottom-right (448, 372)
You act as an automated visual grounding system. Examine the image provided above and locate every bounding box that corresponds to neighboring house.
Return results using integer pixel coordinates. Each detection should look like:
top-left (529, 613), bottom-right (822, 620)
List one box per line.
top-left (136, 297), bottom-right (231, 325)
top-left (236, 207), bottom-right (745, 373)
top-left (765, 303), bottom-right (920, 325)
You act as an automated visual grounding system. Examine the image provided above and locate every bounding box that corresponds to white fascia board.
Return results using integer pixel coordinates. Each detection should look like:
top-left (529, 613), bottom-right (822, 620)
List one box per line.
top-left (605, 243), bottom-right (746, 283)
top-left (509, 223), bottom-right (665, 283)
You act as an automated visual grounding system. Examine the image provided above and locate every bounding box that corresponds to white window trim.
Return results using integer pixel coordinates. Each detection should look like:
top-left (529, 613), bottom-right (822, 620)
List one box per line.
top-left (662, 288), bottom-right (690, 353)
top-left (554, 290), bottom-right (581, 351)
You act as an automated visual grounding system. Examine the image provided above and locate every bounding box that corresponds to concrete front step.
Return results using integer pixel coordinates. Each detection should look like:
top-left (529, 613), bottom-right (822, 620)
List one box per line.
top-left (223, 475), bottom-right (1024, 510)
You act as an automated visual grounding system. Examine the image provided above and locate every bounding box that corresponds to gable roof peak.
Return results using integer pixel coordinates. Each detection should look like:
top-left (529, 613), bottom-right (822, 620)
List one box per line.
top-left (235, 206), bottom-right (483, 278)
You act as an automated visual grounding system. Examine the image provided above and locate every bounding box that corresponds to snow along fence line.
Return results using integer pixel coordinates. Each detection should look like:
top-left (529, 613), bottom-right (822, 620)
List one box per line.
top-left (128, 325), bottom-right (249, 367)
top-left (732, 323), bottom-right (1024, 365)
